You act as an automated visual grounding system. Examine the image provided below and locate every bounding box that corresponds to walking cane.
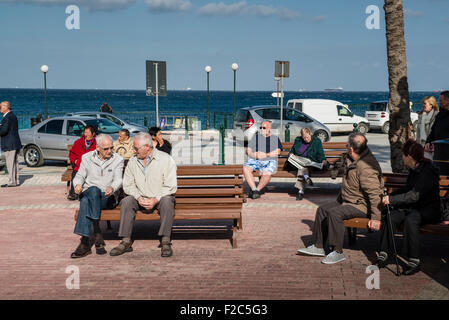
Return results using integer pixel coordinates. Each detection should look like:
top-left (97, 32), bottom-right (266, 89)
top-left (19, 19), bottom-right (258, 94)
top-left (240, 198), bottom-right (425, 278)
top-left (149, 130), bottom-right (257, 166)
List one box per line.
top-left (384, 188), bottom-right (401, 276)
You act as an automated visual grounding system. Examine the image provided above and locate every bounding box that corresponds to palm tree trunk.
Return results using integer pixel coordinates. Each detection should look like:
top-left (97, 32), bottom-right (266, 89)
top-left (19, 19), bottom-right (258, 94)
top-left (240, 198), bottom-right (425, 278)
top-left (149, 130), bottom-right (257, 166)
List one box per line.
top-left (384, 0), bottom-right (414, 173)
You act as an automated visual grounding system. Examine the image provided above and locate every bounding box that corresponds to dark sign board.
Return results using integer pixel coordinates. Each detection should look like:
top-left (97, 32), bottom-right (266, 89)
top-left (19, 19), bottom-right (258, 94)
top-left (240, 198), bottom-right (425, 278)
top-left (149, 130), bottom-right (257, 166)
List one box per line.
top-left (274, 61), bottom-right (290, 78)
top-left (146, 60), bottom-right (167, 96)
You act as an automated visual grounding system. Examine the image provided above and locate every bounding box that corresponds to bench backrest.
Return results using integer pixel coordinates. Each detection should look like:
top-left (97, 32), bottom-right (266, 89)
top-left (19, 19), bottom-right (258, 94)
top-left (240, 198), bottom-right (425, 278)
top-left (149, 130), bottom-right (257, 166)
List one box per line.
top-left (383, 173), bottom-right (449, 197)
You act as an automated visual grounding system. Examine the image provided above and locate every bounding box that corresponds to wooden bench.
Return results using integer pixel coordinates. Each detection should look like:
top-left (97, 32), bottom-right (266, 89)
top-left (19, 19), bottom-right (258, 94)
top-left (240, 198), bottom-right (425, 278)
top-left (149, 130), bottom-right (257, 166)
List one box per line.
top-left (344, 173), bottom-right (449, 245)
top-left (253, 141), bottom-right (347, 179)
top-left (74, 165), bottom-right (246, 248)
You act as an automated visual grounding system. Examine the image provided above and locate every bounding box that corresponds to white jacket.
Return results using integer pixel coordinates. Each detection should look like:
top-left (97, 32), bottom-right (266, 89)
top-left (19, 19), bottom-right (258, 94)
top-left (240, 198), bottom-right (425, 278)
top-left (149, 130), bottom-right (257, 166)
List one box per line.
top-left (73, 150), bottom-right (124, 193)
top-left (123, 148), bottom-right (177, 201)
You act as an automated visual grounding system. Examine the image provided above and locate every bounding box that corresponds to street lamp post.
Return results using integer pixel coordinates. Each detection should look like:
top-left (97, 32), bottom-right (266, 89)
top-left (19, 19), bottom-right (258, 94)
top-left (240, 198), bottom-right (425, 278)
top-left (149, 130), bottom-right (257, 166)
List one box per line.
top-left (205, 66), bottom-right (212, 129)
top-left (231, 63), bottom-right (238, 124)
top-left (40, 65), bottom-right (49, 119)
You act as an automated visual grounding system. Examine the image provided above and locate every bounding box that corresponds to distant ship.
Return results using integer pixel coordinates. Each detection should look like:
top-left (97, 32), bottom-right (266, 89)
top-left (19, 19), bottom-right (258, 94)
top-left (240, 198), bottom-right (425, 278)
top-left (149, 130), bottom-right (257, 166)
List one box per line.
top-left (181, 86), bottom-right (192, 91)
top-left (297, 88), bottom-right (308, 92)
top-left (324, 87), bottom-right (343, 92)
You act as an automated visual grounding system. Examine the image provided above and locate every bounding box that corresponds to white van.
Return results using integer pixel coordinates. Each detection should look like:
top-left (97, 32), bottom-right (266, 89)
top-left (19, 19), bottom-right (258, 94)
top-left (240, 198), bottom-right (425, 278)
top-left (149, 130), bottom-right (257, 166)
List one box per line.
top-left (364, 101), bottom-right (418, 134)
top-left (286, 99), bottom-right (370, 134)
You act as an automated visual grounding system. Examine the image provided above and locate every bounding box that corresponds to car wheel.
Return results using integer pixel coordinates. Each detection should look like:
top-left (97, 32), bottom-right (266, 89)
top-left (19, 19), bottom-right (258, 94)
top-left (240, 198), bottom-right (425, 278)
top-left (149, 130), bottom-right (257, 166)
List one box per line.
top-left (382, 121), bottom-right (389, 134)
top-left (24, 145), bottom-right (44, 167)
top-left (314, 130), bottom-right (329, 142)
top-left (357, 123), bottom-right (369, 134)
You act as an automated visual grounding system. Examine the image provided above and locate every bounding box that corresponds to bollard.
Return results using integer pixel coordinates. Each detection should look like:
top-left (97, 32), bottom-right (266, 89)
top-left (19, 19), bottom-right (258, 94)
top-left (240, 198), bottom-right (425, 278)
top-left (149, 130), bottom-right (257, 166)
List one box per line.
top-left (219, 125), bottom-right (225, 165)
top-left (144, 117), bottom-right (148, 128)
top-left (213, 113), bottom-right (216, 129)
top-left (185, 115), bottom-right (189, 139)
top-left (353, 123), bottom-right (358, 133)
top-left (284, 124), bottom-right (290, 142)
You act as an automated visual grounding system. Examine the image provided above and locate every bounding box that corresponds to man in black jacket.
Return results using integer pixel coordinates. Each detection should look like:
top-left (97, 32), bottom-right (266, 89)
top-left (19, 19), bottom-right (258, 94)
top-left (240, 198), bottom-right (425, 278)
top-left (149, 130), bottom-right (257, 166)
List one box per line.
top-left (149, 126), bottom-right (172, 155)
top-left (0, 101), bottom-right (22, 187)
top-left (425, 90), bottom-right (449, 174)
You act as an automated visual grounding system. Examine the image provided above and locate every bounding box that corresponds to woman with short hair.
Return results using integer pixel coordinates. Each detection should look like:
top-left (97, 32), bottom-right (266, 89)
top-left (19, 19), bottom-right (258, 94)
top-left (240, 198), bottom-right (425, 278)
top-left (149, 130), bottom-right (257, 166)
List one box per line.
top-left (416, 96), bottom-right (439, 151)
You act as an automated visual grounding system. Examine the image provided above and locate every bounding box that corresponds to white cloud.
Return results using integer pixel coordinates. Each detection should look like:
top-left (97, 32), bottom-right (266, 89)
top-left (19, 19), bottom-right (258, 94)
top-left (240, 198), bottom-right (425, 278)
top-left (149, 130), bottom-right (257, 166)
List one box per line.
top-left (0, 0), bottom-right (137, 11)
top-left (197, 1), bottom-right (301, 20)
top-left (145, 0), bottom-right (192, 12)
top-left (312, 15), bottom-right (326, 23)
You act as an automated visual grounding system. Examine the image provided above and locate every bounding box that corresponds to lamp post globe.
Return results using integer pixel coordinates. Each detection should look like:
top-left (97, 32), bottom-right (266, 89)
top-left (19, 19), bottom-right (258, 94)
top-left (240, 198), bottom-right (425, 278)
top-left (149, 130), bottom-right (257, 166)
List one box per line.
top-left (40, 65), bottom-right (49, 73)
top-left (231, 63), bottom-right (238, 71)
top-left (231, 63), bottom-right (239, 123)
top-left (205, 66), bottom-right (212, 73)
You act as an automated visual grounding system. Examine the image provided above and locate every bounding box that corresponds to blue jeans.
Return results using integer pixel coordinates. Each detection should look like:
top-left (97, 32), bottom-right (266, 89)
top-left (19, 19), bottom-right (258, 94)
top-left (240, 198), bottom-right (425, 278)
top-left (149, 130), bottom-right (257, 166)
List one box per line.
top-left (74, 186), bottom-right (117, 237)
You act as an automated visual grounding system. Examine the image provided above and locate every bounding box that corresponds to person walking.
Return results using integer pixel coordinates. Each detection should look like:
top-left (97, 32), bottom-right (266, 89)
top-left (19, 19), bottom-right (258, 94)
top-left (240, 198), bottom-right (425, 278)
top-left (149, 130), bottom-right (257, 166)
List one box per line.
top-left (0, 101), bottom-right (22, 187)
top-left (416, 96), bottom-right (439, 159)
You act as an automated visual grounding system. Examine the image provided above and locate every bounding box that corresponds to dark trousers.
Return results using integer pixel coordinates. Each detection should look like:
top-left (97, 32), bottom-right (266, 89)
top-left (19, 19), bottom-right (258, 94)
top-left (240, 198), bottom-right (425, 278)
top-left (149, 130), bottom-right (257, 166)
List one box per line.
top-left (380, 207), bottom-right (440, 259)
top-left (69, 169), bottom-right (77, 197)
top-left (312, 201), bottom-right (366, 251)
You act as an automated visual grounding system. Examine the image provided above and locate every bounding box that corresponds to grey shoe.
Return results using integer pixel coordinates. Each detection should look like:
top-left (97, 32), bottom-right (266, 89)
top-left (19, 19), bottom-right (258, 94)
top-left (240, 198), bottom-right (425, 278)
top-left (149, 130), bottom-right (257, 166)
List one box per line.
top-left (297, 244), bottom-right (325, 257)
top-left (252, 190), bottom-right (261, 199)
top-left (110, 240), bottom-right (133, 256)
top-left (321, 251), bottom-right (346, 264)
top-left (161, 237), bottom-right (173, 257)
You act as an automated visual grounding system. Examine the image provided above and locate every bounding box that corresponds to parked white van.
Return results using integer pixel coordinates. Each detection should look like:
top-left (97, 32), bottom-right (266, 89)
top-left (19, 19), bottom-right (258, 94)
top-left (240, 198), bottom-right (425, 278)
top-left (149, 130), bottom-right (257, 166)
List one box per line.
top-left (364, 101), bottom-right (418, 134)
top-left (286, 99), bottom-right (370, 134)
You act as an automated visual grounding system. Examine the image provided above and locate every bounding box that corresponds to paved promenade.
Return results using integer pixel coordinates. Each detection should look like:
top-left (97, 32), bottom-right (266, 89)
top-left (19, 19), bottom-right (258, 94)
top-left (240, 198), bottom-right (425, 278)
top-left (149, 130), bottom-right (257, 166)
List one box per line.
top-left (0, 132), bottom-right (447, 300)
top-left (0, 172), bottom-right (448, 300)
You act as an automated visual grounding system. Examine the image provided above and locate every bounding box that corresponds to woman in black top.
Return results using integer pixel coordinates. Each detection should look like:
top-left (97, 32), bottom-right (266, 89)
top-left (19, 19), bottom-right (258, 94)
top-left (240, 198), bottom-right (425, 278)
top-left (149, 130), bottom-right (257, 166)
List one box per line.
top-left (378, 139), bottom-right (441, 275)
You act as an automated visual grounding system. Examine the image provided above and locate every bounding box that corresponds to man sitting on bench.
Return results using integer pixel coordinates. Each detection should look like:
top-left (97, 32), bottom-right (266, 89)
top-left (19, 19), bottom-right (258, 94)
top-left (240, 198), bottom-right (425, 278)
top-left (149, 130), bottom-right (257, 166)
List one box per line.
top-left (297, 133), bottom-right (383, 264)
top-left (110, 132), bottom-right (177, 258)
top-left (243, 121), bottom-right (282, 199)
top-left (71, 134), bottom-right (124, 258)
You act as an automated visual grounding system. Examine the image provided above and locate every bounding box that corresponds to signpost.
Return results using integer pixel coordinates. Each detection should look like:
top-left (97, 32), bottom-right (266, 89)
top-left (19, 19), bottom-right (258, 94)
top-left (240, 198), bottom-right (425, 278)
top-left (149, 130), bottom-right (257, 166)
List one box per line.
top-left (274, 61), bottom-right (290, 140)
top-left (146, 60), bottom-right (167, 126)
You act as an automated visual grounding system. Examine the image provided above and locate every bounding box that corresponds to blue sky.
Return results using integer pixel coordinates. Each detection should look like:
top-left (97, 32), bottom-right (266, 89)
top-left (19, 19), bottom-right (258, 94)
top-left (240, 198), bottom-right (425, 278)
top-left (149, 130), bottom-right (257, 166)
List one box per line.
top-left (0, 0), bottom-right (448, 91)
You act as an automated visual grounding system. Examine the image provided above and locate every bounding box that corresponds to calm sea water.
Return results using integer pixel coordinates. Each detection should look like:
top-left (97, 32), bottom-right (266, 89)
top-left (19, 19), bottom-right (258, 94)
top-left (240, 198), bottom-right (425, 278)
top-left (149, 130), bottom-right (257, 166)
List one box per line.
top-left (0, 88), bottom-right (439, 129)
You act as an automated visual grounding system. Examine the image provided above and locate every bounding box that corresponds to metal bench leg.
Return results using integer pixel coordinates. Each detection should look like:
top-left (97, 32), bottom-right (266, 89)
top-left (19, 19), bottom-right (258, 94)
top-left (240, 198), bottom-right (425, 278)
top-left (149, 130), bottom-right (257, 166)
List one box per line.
top-left (351, 227), bottom-right (357, 245)
top-left (347, 227), bottom-right (354, 246)
top-left (106, 221), bottom-right (112, 230)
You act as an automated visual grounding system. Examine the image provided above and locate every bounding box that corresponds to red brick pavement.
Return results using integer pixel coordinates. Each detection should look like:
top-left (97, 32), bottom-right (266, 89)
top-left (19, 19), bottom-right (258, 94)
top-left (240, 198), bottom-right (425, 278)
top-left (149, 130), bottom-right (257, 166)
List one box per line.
top-left (0, 183), bottom-right (448, 300)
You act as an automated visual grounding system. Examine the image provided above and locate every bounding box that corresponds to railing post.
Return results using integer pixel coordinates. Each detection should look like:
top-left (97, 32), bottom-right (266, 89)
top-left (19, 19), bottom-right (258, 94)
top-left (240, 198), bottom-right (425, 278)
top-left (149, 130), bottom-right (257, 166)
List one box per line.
top-left (219, 125), bottom-right (225, 165)
top-left (144, 116), bottom-right (148, 128)
top-left (285, 124), bottom-right (290, 142)
top-left (353, 123), bottom-right (358, 133)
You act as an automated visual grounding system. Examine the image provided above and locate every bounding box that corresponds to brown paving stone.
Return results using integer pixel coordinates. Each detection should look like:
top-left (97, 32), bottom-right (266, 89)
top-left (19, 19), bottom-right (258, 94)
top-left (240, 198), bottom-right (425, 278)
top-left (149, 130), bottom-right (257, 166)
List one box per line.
top-left (0, 184), bottom-right (448, 300)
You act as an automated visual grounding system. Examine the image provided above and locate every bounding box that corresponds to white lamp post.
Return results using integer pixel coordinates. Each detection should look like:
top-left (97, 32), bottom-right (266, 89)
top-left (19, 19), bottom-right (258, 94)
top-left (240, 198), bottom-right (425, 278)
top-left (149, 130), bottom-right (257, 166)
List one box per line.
top-left (40, 65), bottom-right (49, 119)
top-left (231, 63), bottom-right (238, 123)
top-left (205, 66), bottom-right (212, 129)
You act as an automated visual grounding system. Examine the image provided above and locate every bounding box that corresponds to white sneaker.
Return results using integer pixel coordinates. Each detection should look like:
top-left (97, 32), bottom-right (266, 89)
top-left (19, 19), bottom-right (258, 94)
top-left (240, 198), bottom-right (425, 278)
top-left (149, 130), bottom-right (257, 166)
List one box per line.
top-left (297, 244), bottom-right (325, 257)
top-left (321, 251), bottom-right (346, 264)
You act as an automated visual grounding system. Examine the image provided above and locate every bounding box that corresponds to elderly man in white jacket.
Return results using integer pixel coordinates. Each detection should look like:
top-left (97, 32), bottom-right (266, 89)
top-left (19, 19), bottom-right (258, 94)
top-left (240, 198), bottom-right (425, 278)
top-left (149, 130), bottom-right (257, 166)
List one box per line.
top-left (110, 132), bottom-right (177, 258)
top-left (71, 134), bottom-right (124, 258)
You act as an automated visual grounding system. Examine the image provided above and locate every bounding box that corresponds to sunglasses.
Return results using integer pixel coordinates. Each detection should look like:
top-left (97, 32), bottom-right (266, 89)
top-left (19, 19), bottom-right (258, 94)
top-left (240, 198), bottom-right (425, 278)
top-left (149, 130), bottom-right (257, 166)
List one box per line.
top-left (102, 147), bottom-right (113, 151)
top-left (260, 126), bottom-right (268, 130)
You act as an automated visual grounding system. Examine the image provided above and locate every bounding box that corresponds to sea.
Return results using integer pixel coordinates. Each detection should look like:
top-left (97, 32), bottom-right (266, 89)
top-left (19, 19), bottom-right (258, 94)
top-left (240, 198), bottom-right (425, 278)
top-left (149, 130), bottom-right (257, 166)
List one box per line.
top-left (0, 88), bottom-right (440, 130)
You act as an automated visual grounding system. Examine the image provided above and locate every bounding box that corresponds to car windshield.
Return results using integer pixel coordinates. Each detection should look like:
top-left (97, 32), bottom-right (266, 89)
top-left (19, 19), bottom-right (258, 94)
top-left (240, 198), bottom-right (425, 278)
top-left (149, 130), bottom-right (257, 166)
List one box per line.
top-left (368, 103), bottom-right (387, 112)
top-left (84, 119), bottom-right (121, 134)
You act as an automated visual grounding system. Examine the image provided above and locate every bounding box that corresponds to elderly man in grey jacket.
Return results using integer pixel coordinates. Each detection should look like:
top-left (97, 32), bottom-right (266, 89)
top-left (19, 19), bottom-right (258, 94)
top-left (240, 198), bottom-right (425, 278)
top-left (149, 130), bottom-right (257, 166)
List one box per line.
top-left (110, 132), bottom-right (177, 258)
top-left (71, 134), bottom-right (124, 258)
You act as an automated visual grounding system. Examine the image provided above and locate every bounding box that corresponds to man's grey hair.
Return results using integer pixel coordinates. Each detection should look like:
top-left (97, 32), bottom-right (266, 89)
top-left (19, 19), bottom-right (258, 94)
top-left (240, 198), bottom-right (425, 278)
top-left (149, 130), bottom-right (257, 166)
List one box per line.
top-left (1, 101), bottom-right (11, 109)
top-left (300, 127), bottom-right (312, 135)
top-left (134, 132), bottom-right (153, 148)
top-left (96, 133), bottom-right (113, 146)
top-left (348, 132), bottom-right (368, 155)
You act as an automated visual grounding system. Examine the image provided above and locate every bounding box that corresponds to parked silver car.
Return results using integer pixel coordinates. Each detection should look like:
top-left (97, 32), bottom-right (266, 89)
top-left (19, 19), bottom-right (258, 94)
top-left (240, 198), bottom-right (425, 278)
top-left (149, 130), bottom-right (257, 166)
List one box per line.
top-left (233, 105), bottom-right (331, 142)
top-left (65, 112), bottom-right (147, 133)
top-left (20, 116), bottom-right (123, 167)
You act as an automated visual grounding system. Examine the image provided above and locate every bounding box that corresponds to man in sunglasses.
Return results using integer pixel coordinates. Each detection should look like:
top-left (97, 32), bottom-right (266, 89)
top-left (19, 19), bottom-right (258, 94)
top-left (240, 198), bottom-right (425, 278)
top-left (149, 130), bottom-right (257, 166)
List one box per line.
top-left (243, 121), bottom-right (282, 199)
top-left (71, 134), bottom-right (124, 258)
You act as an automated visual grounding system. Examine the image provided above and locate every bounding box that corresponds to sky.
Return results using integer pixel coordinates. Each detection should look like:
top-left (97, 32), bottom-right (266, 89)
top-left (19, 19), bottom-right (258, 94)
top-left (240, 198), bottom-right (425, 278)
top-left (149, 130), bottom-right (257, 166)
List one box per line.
top-left (0, 0), bottom-right (448, 91)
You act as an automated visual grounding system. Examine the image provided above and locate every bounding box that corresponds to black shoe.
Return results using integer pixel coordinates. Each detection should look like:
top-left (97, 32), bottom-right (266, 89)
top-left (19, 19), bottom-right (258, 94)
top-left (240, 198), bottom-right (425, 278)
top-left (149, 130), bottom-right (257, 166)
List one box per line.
top-left (306, 178), bottom-right (314, 186)
top-left (70, 243), bottom-right (92, 259)
top-left (94, 233), bottom-right (107, 255)
top-left (248, 190), bottom-right (253, 199)
top-left (296, 192), bottom-right (304, 201)
top-left (252, 190), bottom-right (261, 199)
top-left (1, 184), bottom-right (18, 188)
top-left (376, 258), bottom-right (388, 268)
top-left (67, 193), bottom-right (79, 201)
top-left (402, 263), bottom-right (420, 276)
